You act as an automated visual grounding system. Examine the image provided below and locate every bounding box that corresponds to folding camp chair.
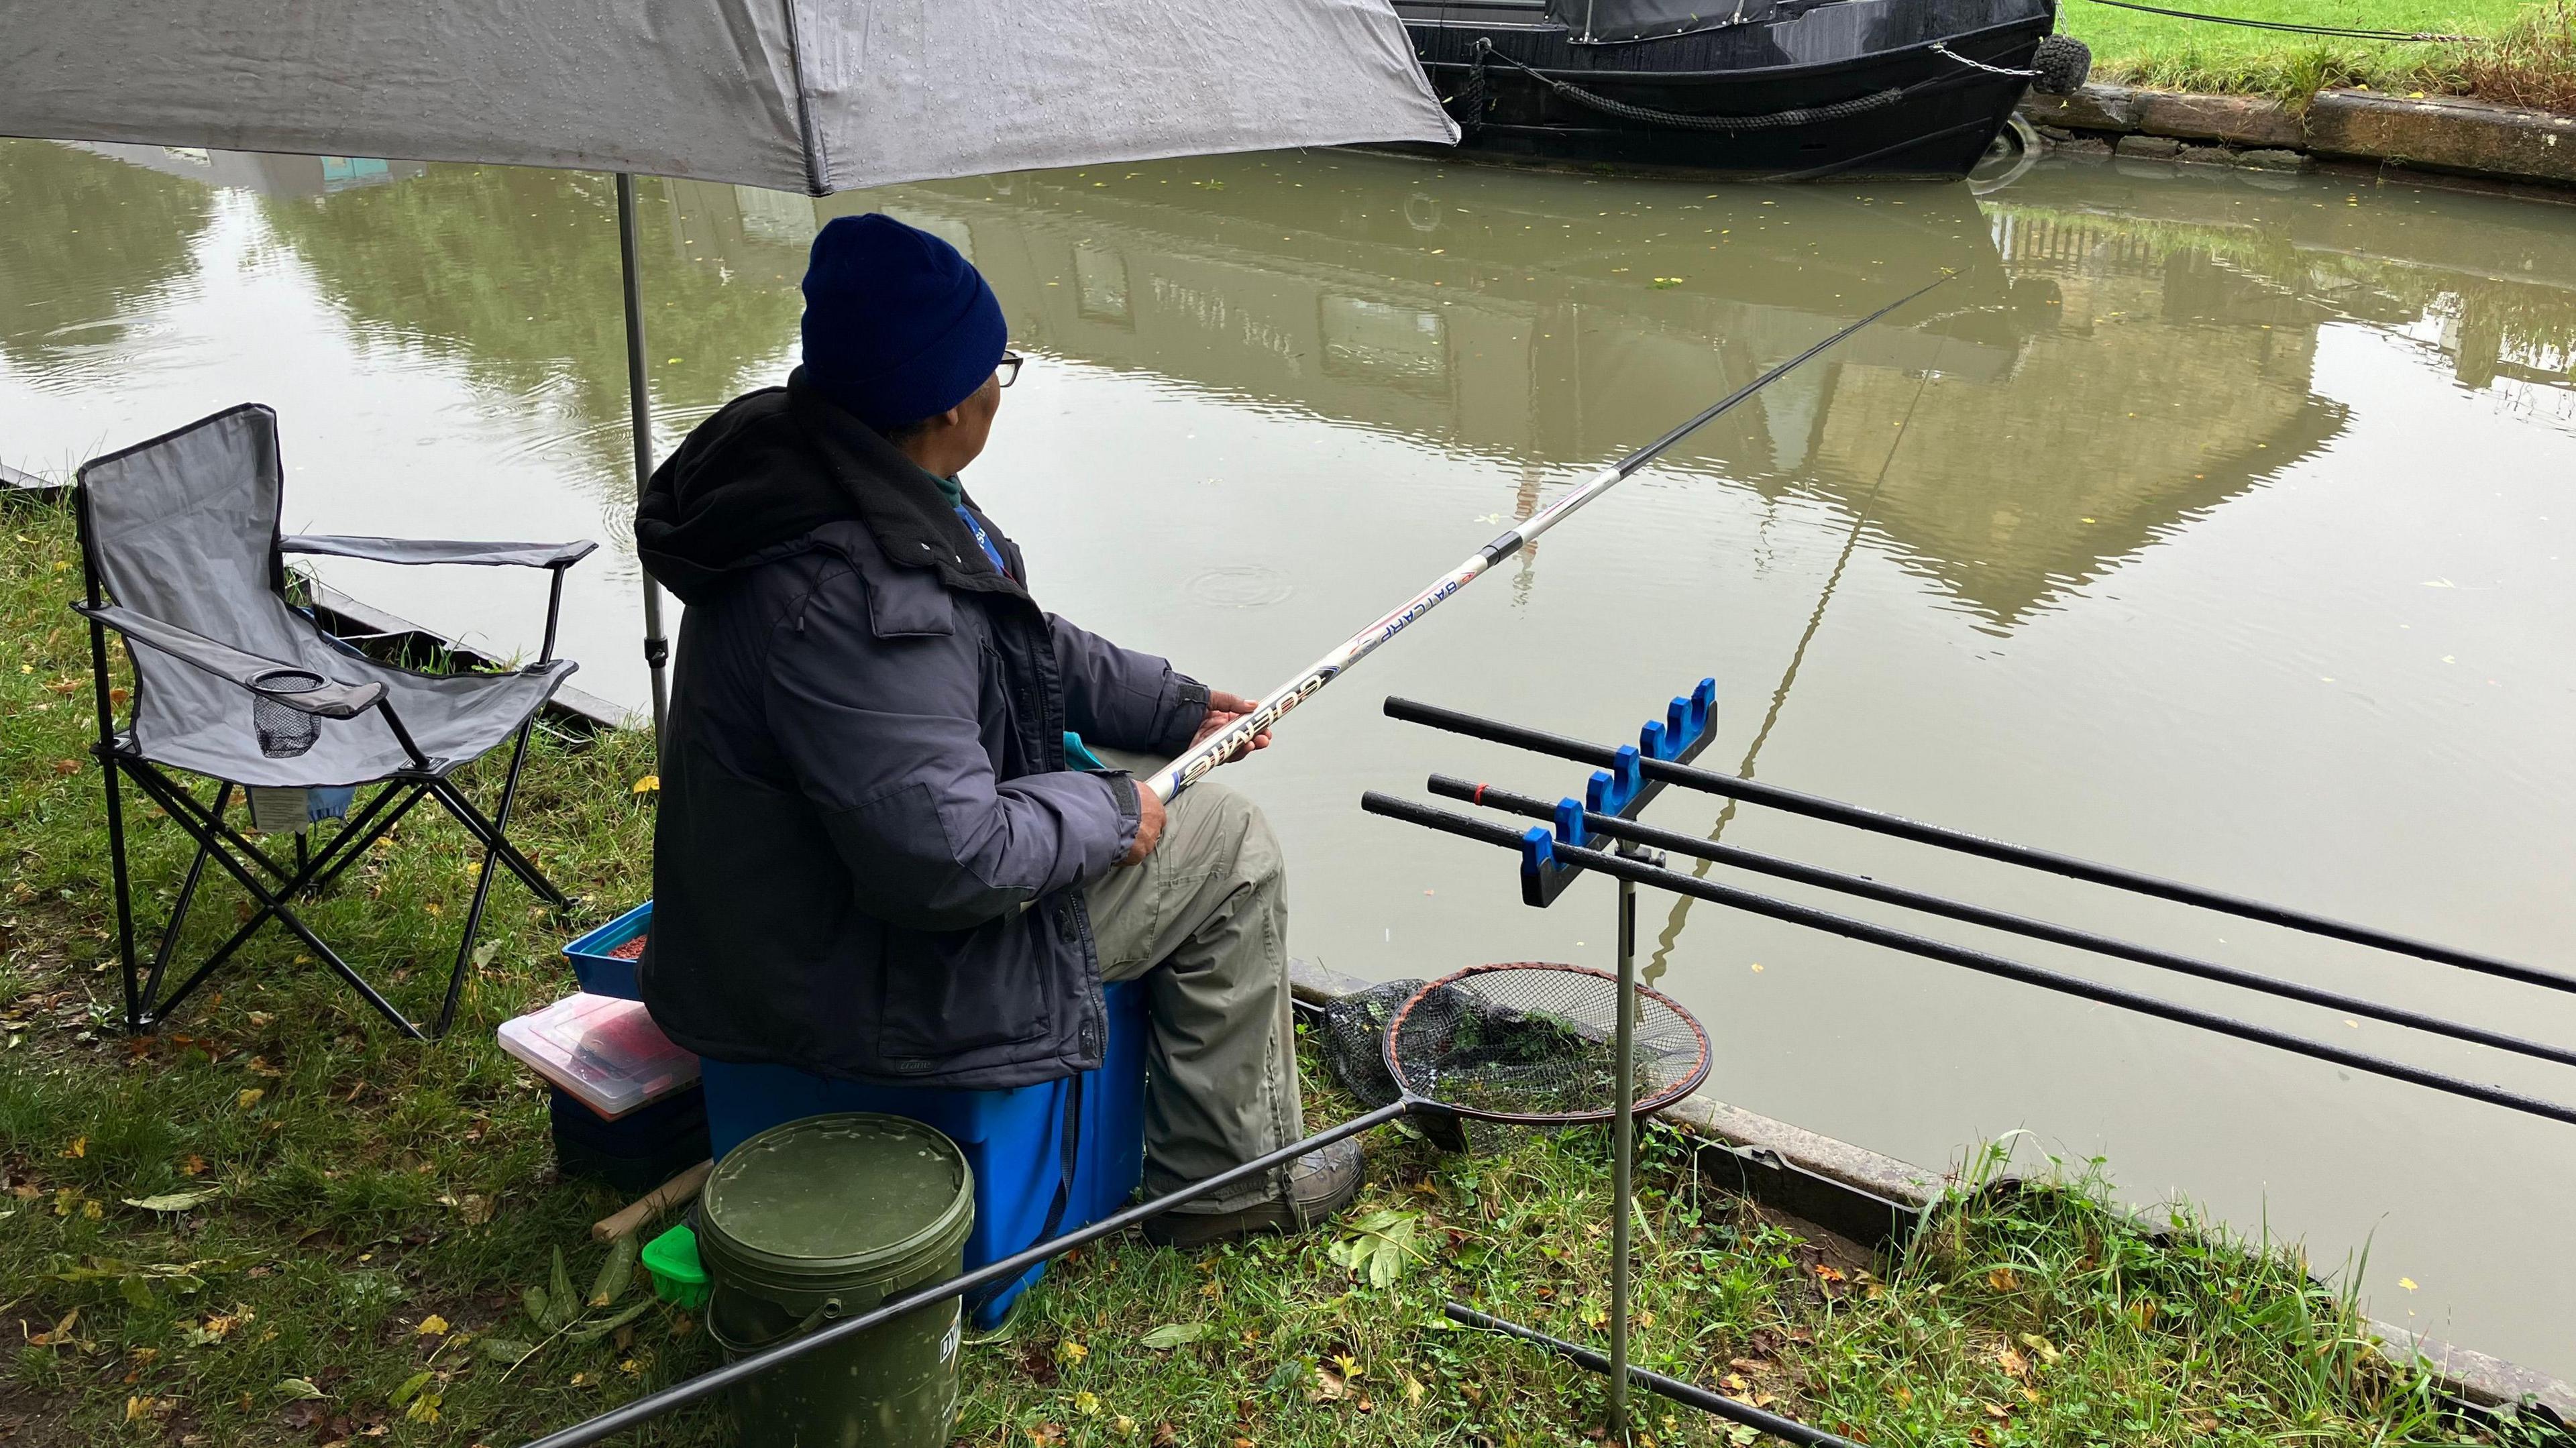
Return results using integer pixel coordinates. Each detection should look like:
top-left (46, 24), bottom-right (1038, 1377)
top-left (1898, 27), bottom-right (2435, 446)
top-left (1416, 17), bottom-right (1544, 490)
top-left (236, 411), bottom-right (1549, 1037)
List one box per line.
top-left (71, 404), bottom-right (596, 1040)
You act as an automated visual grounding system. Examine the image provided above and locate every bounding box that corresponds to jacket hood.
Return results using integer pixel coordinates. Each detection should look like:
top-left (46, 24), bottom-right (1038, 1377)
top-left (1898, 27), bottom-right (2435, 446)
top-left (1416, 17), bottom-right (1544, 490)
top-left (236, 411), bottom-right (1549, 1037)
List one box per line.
top-left (635, 369), bottom-right (1016, 605)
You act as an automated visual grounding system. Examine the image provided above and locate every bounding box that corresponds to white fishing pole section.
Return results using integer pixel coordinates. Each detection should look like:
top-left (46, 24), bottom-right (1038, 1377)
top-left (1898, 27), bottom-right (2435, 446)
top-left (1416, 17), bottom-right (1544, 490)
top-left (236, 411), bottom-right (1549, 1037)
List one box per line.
top-left (1144, 272), bottom-right (1954, 802)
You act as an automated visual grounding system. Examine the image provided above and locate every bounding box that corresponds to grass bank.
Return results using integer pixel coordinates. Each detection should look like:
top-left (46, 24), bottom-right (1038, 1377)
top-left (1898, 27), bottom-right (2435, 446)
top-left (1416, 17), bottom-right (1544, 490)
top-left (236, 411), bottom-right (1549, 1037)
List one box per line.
top-left (0, 492), bottom-right (2526, 1446)
top-left (2059, 0), bottom-right (2576, 111)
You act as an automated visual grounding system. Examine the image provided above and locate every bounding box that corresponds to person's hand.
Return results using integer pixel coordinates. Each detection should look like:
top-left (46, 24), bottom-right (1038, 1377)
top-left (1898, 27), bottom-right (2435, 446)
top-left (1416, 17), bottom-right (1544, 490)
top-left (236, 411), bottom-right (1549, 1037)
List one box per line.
top-left (1190, 689), bottom-right (1274, 766)
top-left (1118, 782), bottom-right (1166, 866)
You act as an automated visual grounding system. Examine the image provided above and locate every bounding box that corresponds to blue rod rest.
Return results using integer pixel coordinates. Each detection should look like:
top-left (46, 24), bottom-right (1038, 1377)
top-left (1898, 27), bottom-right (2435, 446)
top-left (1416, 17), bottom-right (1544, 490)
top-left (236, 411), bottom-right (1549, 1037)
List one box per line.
top-left (1584, 746), bottom-right (1642, 816)
top-left (1644, 677), bottom-right (1718, 761)
top-left (1552, 797), bottom-right (1588, 849)
top-left (1519, 826), bottom-right (1556, 880)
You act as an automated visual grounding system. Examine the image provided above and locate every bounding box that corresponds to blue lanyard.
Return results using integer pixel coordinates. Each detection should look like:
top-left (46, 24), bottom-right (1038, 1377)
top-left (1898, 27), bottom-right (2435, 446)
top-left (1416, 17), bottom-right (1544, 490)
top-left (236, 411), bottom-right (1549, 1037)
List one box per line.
top-left (955, 504), bottom-right (1010, 579)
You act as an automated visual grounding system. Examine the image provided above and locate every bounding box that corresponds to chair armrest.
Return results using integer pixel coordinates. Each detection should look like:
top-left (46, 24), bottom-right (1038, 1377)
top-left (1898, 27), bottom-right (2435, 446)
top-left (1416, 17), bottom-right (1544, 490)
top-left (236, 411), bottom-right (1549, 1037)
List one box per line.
top-left (72, 603), bottom-right (386, 718)
top-left (280, 535), bottom-right (599, 569)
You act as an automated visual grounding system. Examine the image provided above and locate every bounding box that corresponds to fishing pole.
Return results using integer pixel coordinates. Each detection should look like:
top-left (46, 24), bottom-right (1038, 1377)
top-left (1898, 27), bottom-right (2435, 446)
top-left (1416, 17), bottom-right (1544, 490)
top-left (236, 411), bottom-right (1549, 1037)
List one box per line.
top-left (1431, 775), bottom-right (2576, 1071)
top-left (1142, 272), bottom-right (1956, 802)
top-left (1383, 698), bottom-right (2576, 995)
top-left (1358, 791), bottom-right (2576, 1129)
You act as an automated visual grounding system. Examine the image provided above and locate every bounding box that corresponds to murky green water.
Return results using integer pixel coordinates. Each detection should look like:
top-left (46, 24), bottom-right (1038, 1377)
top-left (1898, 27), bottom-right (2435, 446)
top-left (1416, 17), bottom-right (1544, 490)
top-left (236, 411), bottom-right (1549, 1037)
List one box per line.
top-left (7, 138), bottom-right (2574, 1377)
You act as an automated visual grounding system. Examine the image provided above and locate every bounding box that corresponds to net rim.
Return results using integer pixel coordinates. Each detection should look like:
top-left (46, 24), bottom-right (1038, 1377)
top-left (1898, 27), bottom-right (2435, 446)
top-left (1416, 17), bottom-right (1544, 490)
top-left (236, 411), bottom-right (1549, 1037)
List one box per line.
top-left (1382, 961), bottom-right (1713, 1125)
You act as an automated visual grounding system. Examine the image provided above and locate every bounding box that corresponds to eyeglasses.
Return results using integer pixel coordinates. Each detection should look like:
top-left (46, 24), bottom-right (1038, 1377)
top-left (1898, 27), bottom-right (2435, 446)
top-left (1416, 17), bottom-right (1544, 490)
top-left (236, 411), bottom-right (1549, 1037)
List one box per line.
top-left (996, 351), bottom-right (1024, 388)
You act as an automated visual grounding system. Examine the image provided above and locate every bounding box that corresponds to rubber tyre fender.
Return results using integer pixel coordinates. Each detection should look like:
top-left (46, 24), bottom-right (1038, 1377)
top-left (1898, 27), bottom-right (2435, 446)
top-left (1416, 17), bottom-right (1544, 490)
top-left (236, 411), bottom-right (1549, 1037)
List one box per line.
top-left (2031, 34), bottom-right (2091, 95)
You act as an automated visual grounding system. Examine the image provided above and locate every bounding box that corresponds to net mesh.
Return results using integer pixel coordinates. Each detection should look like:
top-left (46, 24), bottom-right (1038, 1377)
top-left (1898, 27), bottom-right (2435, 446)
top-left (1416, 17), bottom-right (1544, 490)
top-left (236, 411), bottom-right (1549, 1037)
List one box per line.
top-left (1389, 964), bottom-right (1707, 1124)
top-left (250, 669), bottom-right (325, 759)
top-left (1317, 979), bottom-right (1473, 1151)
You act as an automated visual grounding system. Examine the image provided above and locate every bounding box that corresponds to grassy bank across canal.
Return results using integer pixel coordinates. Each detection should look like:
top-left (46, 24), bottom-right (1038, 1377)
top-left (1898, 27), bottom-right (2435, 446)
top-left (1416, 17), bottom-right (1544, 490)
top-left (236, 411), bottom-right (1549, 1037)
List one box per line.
top-left (2059, 0), bottom-right (2576, 109)
top-left (0, 491), bottom-right (2536, 1446)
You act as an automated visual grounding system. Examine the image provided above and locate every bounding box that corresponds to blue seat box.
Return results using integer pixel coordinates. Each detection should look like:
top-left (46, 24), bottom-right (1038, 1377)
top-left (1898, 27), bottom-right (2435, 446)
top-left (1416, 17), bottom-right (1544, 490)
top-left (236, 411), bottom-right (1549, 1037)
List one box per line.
top-left (700, 979), bottom-right (1148, 1329)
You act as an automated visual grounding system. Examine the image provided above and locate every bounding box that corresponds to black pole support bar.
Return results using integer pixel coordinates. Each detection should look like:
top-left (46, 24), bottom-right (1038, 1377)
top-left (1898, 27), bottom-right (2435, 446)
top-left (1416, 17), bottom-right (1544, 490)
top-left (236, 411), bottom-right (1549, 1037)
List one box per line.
top-left (1445, 1303), bottom-right (1864, 1448)
top-left (1430, 775), bottom-right (2576, 1072)
top-left (1360, 792), bottom-right (2576, 1129)
top-left (1385, 697), bottom-right (2576, 997)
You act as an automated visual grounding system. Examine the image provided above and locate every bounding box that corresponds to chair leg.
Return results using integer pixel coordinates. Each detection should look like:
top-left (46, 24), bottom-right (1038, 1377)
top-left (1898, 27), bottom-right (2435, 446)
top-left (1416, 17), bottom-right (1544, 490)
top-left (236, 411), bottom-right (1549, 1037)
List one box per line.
top-left (138, 781), bottom-right (229, 1021)
top-left (429, 720), bottom-right (547, 1038)
top-left (154, 771), bottom-right (294, 884)
top-left (430, 749), bottom-right (567, 909)
top-left (118, 762), bottom-right (431, 1040)
top-left (306, 781), bottom-right (428, 896)
top-left (96, 745), bottom-right (146, 1034)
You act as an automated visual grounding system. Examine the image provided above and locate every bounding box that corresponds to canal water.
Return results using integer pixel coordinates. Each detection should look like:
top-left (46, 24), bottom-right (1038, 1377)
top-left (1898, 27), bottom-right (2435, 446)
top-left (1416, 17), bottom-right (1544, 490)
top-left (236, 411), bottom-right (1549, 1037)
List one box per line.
top-left (6, 137), bottom-right (2573, 1376)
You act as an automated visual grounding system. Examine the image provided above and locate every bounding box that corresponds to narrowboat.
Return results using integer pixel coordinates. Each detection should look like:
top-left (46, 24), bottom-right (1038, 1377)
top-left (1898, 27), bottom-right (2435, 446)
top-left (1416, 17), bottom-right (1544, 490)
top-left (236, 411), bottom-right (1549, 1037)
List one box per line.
top-left (1398, 0), bottom-right (2090, 178)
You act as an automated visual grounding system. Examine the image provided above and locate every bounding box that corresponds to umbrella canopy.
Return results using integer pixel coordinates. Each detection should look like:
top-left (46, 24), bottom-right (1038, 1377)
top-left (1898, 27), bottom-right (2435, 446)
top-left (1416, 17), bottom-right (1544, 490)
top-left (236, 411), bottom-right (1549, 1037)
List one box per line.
top-left (1, 0), bottom-right (1456, 738)
top-left (0, 0), bottom-right (1455, 193)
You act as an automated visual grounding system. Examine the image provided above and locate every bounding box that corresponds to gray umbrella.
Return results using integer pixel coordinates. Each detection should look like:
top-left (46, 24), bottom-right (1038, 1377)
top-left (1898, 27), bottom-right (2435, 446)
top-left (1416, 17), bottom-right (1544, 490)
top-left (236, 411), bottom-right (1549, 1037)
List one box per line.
top-left (1, 0), bottom-right (1456, 735)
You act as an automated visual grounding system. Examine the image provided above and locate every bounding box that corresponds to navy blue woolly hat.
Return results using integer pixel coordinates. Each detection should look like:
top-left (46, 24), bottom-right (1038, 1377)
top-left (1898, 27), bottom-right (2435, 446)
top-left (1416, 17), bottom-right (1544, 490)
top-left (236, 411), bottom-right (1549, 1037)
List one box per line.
top-left (800, 214), bottom-right (1007, 432)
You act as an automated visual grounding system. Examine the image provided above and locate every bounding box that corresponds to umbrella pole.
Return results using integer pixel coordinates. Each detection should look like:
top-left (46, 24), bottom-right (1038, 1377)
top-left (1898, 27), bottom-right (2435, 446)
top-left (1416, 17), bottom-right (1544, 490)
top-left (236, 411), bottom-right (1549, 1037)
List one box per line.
top-left (614, 172), bottom-right (672, 746)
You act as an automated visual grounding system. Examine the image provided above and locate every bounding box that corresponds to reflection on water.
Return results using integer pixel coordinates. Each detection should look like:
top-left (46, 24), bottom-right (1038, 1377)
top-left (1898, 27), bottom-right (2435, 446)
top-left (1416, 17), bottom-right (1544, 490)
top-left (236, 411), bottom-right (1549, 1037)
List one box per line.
top-left (5, 138), bottom-right (2576, 1378)
top-left (0, 144), bottom-right (213, 384)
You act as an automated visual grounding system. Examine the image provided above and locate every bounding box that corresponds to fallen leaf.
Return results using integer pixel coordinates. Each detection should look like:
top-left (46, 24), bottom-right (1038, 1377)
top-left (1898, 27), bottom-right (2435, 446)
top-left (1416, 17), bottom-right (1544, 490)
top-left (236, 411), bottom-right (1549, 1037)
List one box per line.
top-left (1139, 1323), bottom-right (1208, 1350)
top-left (2398, 1277), bottom-right (2418, 1291)
top-left (236, 1088), bottom-right (265, 1111)
top-left (416, 1315), bottom-right (450, 1336)
top-left (632, 775), bottom-right (660, 794)
top-left (1056, 1339), bottom-right (1089, 1366)
top-left (60, 1136), bottom-right (85, 1158)
top-left (480, 1338), bottom-right (536, 1366)
top-left (1996, 1345), bottom-right (2029, 1379)
top-left (1073, 1390), bottom-right (1102, 1416)
top-left (2018, 1333), bottom-right (2059, 1365)
top-left (123, 1188), bottom-right (221, 1213)
top-left (275, 1377), bottom-right (324, 1402)
top-left (1985, 1267), bottom-right (2018, 1292)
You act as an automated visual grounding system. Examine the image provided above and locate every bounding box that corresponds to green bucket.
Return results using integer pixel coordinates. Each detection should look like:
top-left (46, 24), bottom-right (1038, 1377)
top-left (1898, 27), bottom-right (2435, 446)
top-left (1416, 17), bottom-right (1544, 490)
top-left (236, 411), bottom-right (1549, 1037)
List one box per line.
top-left (698, 1113), bottom-right (974, 1448)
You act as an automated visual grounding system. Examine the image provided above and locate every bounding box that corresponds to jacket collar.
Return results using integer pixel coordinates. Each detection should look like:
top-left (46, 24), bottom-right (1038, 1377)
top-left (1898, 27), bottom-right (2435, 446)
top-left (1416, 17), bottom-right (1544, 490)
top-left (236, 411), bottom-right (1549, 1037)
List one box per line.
top-left (787, 369), bottom-right (1026, 600)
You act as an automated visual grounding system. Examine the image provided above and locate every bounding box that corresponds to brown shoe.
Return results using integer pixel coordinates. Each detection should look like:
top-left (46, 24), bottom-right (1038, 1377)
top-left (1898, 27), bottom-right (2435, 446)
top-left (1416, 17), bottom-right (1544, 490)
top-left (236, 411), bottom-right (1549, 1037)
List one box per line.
top-left (1142, 1137), bottom-right (1364, 1249)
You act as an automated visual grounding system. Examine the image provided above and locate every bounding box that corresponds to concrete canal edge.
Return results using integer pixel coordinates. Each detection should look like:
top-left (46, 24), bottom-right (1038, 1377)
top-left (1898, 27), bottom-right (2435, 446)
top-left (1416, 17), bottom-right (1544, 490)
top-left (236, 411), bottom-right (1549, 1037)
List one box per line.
top-left (2020, 83), bottom-right (2576, 194)
top-left (1285, 958), bottom-right (2576, 1432)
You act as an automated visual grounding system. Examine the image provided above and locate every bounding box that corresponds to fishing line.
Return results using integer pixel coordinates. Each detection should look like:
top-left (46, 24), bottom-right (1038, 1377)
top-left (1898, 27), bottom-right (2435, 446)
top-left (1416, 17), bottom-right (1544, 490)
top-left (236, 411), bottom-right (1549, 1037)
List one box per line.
top-left (1142, 274), bottom-right (1957, 802)
top-left (1648, 333), bottom-right (1945, 980)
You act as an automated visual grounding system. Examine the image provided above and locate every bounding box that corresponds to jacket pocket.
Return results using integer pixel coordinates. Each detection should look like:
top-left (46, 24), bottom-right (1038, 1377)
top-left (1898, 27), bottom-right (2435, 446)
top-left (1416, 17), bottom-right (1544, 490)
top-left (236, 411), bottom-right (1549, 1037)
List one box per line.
top-left (874, 915), bottom-right (1053, 1068)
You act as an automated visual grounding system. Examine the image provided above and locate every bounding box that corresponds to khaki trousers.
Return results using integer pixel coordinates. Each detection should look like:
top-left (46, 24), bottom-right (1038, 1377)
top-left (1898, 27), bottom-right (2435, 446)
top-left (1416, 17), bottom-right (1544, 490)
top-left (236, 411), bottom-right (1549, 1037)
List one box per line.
top-left (1083, 757), bottom-right (1303, 1214)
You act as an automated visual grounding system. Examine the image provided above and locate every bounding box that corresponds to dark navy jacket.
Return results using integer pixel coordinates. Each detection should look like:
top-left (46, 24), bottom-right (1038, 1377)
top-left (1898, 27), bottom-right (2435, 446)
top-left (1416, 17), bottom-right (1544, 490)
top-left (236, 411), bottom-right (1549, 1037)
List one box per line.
top-left (633, 373), bottom-right (1205, 1089)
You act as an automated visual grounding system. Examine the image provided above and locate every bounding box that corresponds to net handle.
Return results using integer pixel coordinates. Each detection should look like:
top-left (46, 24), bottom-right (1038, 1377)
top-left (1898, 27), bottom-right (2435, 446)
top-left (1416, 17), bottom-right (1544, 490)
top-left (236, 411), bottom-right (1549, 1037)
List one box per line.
top-left (1383, 961), bottom-right (1713, 1125)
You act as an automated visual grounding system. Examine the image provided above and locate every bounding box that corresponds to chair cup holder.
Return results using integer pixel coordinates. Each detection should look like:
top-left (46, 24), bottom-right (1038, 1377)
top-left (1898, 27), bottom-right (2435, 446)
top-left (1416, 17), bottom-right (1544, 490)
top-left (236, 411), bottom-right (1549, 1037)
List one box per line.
top-left (251, 669), bottom-right (327, 758)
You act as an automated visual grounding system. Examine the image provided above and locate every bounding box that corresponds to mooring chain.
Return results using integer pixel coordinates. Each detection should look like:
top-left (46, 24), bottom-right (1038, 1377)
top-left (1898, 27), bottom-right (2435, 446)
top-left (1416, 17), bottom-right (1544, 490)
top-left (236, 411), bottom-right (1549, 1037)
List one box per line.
top-left (1930, 41), bottom-right (2038, 78)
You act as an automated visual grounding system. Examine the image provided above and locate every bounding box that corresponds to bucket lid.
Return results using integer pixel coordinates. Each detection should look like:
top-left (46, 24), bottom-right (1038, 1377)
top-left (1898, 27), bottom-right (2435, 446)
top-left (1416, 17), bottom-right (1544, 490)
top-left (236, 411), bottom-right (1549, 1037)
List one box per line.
top-left (698, 1113), bottom-right (973, 1293)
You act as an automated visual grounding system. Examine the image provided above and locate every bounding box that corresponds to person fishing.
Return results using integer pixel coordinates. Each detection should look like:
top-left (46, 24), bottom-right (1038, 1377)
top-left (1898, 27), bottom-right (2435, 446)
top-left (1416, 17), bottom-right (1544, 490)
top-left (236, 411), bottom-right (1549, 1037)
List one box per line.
top-left (631, 214), bottom-right (1360, 1247)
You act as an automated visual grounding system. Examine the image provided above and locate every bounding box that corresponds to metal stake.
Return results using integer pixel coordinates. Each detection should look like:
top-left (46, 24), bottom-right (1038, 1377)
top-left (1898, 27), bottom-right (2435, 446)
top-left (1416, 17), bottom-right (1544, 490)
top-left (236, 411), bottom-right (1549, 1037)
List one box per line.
top-left (614, 172), bottom-right (671, 746)
top-left (1609, 864), bottom-right (1638, 1436)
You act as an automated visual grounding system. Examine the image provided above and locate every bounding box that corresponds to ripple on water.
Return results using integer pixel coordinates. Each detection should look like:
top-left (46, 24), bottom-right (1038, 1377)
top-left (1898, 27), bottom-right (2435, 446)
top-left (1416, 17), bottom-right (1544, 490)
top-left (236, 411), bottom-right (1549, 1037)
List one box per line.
top-left (1185, 565), bottom-right (1293, 608)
